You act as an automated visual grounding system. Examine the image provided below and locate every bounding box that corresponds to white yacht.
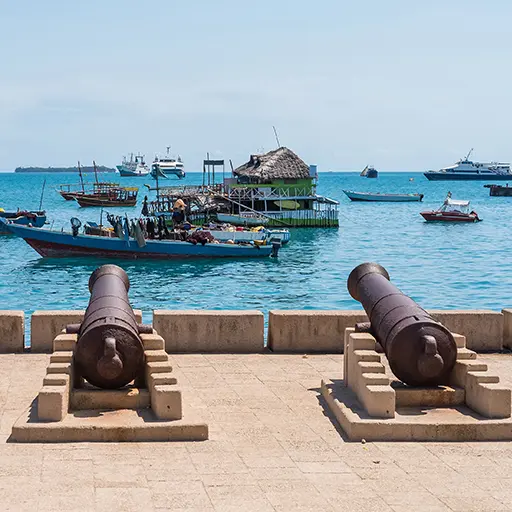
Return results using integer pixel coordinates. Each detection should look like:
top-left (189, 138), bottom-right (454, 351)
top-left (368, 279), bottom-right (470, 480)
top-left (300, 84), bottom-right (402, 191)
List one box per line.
top-left (116, 154), bottom-right (150, 177)
top-left (424, 149), bottom-right (512, 180)
top-left (151, 147), bottom-right (185, 180)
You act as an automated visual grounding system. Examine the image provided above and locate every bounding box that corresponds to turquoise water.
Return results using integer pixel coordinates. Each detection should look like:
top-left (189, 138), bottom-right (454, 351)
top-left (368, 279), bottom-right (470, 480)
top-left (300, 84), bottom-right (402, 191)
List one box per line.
top-left (1, 171), bottom-right (511, 330)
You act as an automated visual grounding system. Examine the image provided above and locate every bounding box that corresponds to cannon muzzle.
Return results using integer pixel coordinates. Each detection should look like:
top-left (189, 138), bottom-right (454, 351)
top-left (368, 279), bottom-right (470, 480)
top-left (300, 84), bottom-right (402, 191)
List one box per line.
top-left (347, 262), bottom-right (457, 386)
top-left (70, 264), bottom-right (145, 389)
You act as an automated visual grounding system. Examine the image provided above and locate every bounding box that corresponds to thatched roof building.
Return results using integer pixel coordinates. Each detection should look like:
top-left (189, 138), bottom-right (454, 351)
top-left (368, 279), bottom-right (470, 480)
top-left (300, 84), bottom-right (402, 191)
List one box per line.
top-left (233, 147), bottom-right (312, 184)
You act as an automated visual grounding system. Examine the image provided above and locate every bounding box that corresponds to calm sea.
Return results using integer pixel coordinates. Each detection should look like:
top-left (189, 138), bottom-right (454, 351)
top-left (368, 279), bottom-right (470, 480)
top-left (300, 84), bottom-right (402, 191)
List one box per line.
top-left (0, 171), bottom-right (511, 330)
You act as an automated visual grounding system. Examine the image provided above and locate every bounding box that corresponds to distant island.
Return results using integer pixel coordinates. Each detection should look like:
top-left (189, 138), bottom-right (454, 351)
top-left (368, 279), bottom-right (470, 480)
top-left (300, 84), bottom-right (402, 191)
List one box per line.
top-left (15, 165), bottom-right (116, 173)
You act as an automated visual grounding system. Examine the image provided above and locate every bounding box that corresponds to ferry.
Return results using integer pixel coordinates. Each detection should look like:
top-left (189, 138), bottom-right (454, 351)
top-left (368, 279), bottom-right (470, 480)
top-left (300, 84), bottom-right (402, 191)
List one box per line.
top-left (424, 149), bottom-right (512, 181)
top-left (116, 154), bottom-right (150, 177)
top-left (151, 147), bottom-right (185, 179)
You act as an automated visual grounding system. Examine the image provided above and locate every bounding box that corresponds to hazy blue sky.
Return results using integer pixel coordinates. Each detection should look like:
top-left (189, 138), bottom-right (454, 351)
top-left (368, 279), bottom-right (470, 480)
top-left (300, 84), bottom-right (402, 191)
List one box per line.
top-left (0, 0), bottom-right (510, 171)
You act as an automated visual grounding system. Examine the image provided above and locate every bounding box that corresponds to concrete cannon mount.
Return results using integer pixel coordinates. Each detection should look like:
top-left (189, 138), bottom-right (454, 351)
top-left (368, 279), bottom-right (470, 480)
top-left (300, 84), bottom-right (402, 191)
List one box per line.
top-left (321, 328), bottom-right (512, 442)
top-left (10, 331), bottom-right (208, 443)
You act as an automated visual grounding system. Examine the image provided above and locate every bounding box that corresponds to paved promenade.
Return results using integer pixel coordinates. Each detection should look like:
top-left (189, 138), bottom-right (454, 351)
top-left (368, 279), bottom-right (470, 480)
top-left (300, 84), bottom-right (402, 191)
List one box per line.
top-left (1, 352), bottom-right (512, 511)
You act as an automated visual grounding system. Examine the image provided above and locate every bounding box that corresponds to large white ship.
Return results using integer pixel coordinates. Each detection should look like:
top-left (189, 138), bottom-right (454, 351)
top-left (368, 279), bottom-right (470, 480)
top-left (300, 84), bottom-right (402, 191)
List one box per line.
top-left (424, 149), bottom-right (512, 180)
top-left (116, 154), bottom-right (150, 177)
top-left (151, 147), bottom-right (185, 180)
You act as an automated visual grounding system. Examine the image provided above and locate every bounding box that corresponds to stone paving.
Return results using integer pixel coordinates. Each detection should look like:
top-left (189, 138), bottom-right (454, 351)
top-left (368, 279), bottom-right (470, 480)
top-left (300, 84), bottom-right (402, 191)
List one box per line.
top-left (1, 352), bottom-right (512, 511)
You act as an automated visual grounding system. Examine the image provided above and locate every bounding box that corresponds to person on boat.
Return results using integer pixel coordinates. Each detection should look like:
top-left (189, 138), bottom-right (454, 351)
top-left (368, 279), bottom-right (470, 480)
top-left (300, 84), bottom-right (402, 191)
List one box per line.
top-left (172, 199), bottom-right (186, 226)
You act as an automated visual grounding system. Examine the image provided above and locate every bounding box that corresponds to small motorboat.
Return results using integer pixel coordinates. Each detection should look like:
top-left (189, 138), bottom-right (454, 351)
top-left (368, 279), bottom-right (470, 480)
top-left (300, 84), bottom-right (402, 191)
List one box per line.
top-left (0, 209), bottom-right (47, 234)
top-left (420, 193), bottom-right (481, 222)
top-left (343, 190), bottom-right (424, 202)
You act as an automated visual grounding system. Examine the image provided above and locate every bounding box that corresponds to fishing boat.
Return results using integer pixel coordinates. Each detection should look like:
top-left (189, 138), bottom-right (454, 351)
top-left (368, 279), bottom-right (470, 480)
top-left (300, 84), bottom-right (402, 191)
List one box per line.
top-left (420, 193), bottom-right (481, 222)
top-left (424, 149), bottom-right (512, 181)
top-left (74, 187), bottom-right (139, 207)
top-left (343, 190), bottom-right (424, 202)
top-left (360, 165), bottom-right (378, 178)
top-left (151, 147), bottom-right (185, 179)
top-left (0, 209), bottom-right (46, 234)
top-left (484, 184), bottom-right (512, 197)
top-left (0, 218), bottom-right (280, 259)
top-left (216, 212), bottom-right (269, 226)
top-left (116, 154), bottom-right (150, 177)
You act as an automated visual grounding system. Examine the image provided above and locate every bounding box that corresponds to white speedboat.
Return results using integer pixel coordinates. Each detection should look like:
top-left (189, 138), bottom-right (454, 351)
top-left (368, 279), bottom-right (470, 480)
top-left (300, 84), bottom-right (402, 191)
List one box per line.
top-left (151, 147), bottom-right (185, 179)
top-left (116, 154), bottom-right (150, 177)
top-left (424, 149), bottom-right (512, 181)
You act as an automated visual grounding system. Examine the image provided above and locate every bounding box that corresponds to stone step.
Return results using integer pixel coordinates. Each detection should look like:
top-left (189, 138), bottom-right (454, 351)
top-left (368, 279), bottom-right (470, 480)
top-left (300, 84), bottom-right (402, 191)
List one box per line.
top-left (467, 371), bottom-right (500, 385)
top-left (148, 372), bottom-right (177, 389)
top-left (50, 351), bottom-right (73, 364)
top-left (71, 388), bottom-right (150, 411)
top-left (140, 334), bottom-right (165, 351)
top-left (361, 373), bottom-right (389, 386)
top-left (357, 361), bottom-right (385, 374)
top-left (53, 334), bottom-right (77, 352)
top-left (47, 362), bottom-right (72, 375)
top-left (144, 350), bottom-right (169, 362)
top-left (456, 348), bottom-right (477, 360)
top-left (353, 350), bottom-right (381, 363)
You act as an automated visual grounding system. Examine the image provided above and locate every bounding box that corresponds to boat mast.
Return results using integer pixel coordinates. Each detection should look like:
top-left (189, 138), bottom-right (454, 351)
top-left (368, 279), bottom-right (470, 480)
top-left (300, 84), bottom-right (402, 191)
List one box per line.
top-left (465, 148), bottom-right (474, 161)
top-left (93, 160), bottom-right (99, 185)
top-left (273, 126), bottom-right (281, 148)
top-left (38, 179), bottom-right (46, 211)
top-left (78, 161), bottom-right (85, 192)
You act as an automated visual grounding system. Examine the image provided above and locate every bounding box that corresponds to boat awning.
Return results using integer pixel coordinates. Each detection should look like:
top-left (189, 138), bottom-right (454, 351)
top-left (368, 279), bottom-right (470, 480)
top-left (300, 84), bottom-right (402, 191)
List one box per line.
top-left (315, 195), bottom-right (339, 205)
top-left (446, 198), bottom-right (470, 207)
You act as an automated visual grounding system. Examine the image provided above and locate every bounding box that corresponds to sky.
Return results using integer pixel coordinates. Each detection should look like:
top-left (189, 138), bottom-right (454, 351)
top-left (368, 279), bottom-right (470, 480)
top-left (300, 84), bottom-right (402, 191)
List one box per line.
top-left (0, 0), bottom-right (511, 172)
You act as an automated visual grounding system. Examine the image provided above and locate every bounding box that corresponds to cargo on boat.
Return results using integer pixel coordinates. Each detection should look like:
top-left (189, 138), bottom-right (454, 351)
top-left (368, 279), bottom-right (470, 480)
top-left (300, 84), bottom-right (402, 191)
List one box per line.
top-left (0, 209), bottom-right (46, 234)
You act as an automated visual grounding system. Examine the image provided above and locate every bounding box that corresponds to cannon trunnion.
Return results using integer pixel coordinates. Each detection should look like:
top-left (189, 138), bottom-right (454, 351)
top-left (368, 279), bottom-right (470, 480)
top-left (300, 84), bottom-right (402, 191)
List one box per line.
top-left (69, 264), bottom-right (149, 389)
top-left (347, 262), bottom-right (457, 387)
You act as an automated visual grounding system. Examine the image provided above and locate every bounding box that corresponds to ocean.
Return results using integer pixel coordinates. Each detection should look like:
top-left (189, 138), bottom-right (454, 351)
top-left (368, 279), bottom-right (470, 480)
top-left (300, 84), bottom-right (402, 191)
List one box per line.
top-left (0, 171), bottom-right (511, 330)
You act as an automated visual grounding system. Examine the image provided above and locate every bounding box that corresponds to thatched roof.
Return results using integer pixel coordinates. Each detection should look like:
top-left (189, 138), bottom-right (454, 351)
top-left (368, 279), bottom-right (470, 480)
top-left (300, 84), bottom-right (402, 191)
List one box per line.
top-left (233, 147), bottom-right (311, 182)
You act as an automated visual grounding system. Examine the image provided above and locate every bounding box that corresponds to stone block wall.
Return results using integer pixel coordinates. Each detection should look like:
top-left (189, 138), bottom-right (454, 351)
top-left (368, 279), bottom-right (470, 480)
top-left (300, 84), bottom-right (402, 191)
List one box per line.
top-left (30, 309), bottom-right (143, 353)
top-left (0, 311), bottom-right (24, 353)
top-left (267, 310), bottom-right (368, 353)
top-left (153, 310), bottom-right (264, 353)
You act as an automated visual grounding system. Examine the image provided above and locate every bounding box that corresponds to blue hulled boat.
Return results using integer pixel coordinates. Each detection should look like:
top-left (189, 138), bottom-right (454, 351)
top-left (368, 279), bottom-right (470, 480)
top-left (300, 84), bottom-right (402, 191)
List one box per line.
top-left (0, 219), bottom-right (279, 260)
top-left (0, 209), bottom-right (46, 235)
top-left (343, 190), bottom-right (424, 202)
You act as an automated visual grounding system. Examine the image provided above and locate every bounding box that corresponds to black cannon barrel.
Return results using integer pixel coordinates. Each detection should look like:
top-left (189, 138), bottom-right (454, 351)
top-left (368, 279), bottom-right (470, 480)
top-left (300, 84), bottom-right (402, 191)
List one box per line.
top-left (347, 262), bottom-right (457, 386)
top-left (72, 264), bottom-right (145, 389)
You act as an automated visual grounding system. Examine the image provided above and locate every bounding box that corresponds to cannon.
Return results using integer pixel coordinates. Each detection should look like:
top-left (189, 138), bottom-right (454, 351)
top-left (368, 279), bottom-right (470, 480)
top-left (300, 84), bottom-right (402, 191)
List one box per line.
top-left (347, 262), bottom-right (457, 386)
top-left (67, 265), bottom-right (152, 389)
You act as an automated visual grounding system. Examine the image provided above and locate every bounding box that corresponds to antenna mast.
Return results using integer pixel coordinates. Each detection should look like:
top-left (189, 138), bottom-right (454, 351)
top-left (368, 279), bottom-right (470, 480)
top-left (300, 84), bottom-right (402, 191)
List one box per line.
top-left (465, 148), bottom-right (474, 161)
top-left (272, 126), bottom-right (281, 148)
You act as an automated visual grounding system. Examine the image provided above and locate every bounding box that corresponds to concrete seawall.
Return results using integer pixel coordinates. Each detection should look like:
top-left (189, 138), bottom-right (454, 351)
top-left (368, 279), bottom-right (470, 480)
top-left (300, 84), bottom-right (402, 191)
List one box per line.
top-left (0, 309), bottom-right (509, 353)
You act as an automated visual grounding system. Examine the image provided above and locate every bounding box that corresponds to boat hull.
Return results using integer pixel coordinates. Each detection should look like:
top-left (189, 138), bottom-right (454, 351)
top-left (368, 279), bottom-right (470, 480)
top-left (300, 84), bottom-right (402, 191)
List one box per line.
top-left (485, 185), bottom-right (512, 197)
top-left (75, 196), bottom-right (138, 207)
top-left (0, 221), bottom-right (275, 259)
top-left (343, 191), bottom-right (424, 202)
top-left (116, 165), bottom-right (150, 177)
top-left (424, 172), bottom-right (512, 181)
top-left (216, 213), bottom-right (269, 226)
top-left (420, 212), bottom-right (480, 222)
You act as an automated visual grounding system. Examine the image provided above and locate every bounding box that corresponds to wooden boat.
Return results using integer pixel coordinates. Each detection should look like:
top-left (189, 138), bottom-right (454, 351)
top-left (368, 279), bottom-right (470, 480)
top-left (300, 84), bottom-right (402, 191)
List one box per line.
top-left (484, 184), bottom-right (512, 197)
top-left (0, 219), bottom-right (279, 259)
top-left (216, 213), bottom-right (269, 226)
top-left (0, 209), bottom-right (46, 234)
top-left (75, 187), bottom-right (138, 207)
top-left (343, 190), bottom-right (424, 202)
top-left (420, 193), bottom-right (481, 222)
